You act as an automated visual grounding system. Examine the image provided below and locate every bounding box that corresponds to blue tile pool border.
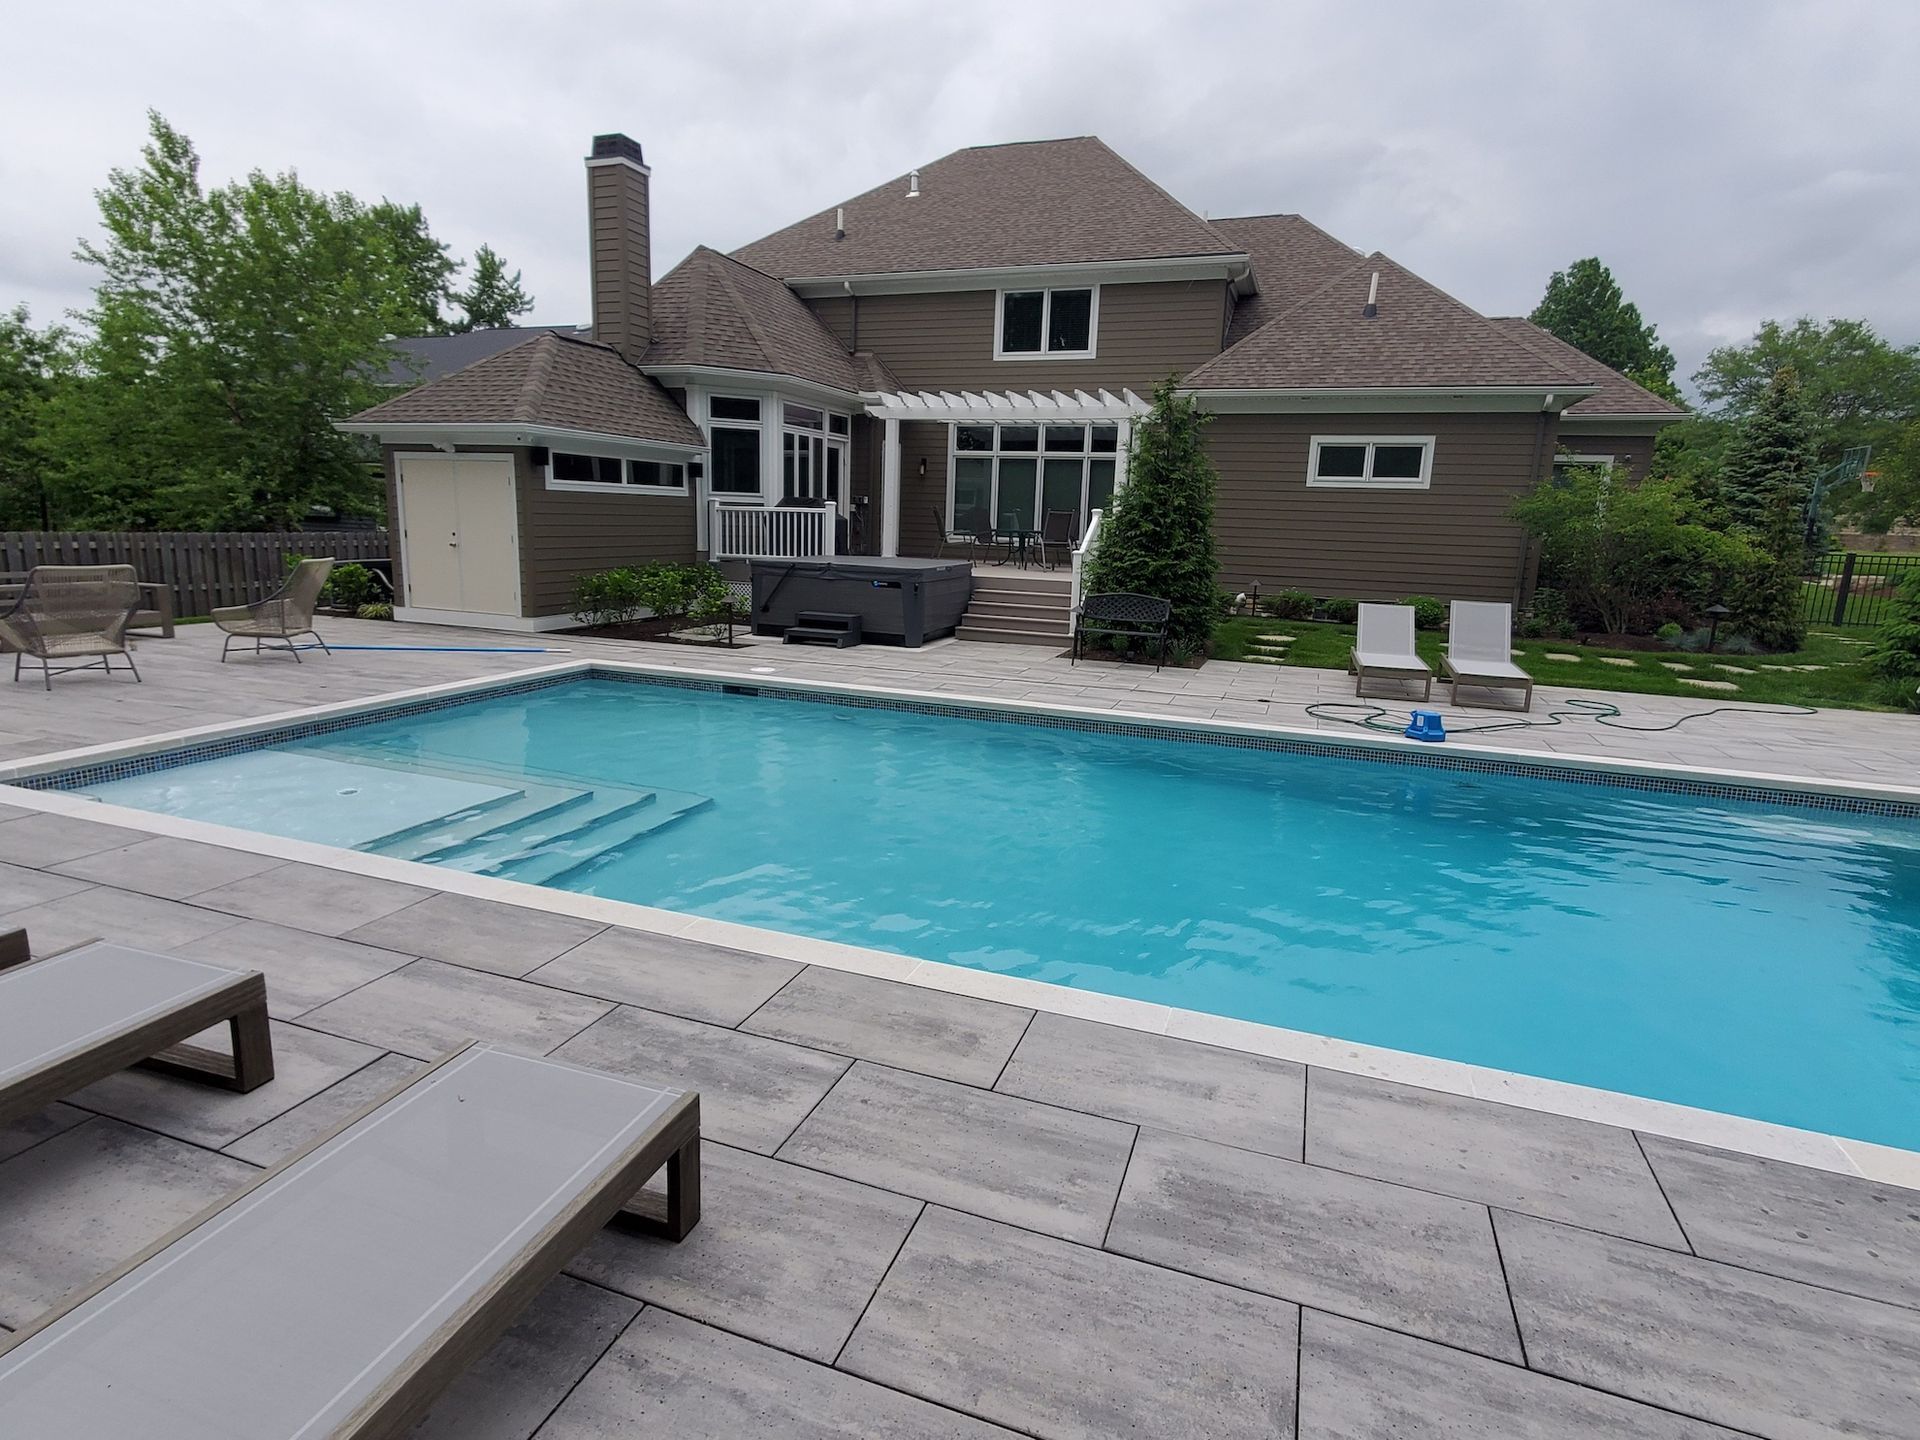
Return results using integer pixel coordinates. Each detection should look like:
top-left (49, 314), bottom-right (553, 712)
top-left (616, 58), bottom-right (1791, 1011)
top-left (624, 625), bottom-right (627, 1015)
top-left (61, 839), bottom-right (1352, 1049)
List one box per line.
top-left (16, 664), bottom-right (1920, 820)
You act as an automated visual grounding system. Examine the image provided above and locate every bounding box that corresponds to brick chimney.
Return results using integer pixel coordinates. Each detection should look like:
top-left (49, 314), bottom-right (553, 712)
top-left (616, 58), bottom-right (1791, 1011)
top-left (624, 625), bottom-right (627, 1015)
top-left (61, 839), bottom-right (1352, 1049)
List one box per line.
top-left (586, 133), bottom-right (651, 362)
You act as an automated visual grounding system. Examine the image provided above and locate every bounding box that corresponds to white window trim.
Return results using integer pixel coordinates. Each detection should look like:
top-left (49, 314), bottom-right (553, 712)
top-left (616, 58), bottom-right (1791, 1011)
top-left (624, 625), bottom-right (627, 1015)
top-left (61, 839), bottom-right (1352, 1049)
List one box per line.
top-left (993, 285), bottom-right (1100, 361)
top-left (1554, 452), bottom-right (1616, 475)
top-left (1306, 435), bottom-right (1436, 490)
top-left (704, 394), bottom-right (767, 501)
top-left (545, 448), bottom-right (689, 496)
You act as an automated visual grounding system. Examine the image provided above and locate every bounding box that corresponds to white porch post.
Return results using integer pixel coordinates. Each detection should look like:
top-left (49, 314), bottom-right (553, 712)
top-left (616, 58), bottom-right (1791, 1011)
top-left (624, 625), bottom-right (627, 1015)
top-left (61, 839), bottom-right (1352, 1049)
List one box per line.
top-left (880, 416), bottom-right (902, 557)
top-left (1114, 416), bottom-right (1134, 491)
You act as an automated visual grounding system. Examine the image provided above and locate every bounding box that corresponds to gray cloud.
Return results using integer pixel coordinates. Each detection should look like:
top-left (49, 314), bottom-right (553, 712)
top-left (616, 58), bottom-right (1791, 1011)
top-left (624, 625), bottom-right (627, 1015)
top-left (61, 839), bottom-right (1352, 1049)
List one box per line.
top-left (5, 0), bottom-right (1916, 389)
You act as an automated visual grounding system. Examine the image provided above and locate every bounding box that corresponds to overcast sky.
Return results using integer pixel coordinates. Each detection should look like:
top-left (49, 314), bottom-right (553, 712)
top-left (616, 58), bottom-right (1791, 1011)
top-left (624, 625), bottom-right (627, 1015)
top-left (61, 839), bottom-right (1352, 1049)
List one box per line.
top-left (6, 1), bottom-right (1915, 391)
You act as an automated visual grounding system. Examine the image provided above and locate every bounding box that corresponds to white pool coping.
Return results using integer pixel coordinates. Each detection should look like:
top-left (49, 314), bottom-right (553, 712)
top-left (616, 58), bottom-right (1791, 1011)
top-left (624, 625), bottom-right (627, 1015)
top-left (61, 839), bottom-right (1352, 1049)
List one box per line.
top-left (5, 657), bottom-right (1918, 1192)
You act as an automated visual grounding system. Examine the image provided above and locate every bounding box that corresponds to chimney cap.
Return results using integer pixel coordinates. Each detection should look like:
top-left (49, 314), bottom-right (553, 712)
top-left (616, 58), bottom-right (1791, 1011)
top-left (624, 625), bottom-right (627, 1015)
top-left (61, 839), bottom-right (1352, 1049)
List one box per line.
top-left (589, 133), bottom-right (646, 166)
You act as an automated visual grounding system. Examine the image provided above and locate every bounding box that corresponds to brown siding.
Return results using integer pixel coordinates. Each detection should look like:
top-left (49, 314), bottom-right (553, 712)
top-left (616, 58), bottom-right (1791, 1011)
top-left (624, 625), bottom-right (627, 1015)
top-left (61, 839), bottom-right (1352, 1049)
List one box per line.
top-left (1207, 412), bottom-right (1554, 603)
top-left (588, 160), bottom-right (651, 362)
top-left (810, 295), bottom-right (856, 349)
top-left (514, 449), bottom-right (697, 617)
top-left (895, 422), bottom-right (955, 558)
top-left (806, 280), bottom-right (1227, 394)
top-left (1557, 430), bottom-right (1658, 485)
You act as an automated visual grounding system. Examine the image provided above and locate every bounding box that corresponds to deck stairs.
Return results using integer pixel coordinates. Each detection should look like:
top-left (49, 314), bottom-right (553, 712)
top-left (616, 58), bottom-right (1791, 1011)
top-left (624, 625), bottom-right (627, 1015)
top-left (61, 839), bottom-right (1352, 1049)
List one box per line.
top-left (314, 741), bottom-right (711, 887)
top-left (957, 570), bottom-right (1074, 647)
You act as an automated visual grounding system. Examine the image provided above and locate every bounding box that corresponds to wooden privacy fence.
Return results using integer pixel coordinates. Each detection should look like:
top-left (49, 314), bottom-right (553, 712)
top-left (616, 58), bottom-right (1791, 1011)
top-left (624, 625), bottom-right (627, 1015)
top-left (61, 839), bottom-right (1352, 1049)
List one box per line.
top-left (0, 531), bottom-right (389, 620)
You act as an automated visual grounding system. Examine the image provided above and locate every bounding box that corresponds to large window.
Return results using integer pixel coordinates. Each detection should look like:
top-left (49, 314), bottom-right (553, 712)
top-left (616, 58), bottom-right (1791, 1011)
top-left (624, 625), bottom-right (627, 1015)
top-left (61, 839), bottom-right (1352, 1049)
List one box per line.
top-left (949, 421), bottom-right (1118, 535)
top-left (995, 287), bottom-right (1098, 359)
top-left (547, 450), bottom-right (686, 493)
top-left (1552, 452), bottom-right (1615, 484)
top-left (708, 395), bottom-right (762, 495)
top-left (1306, 436), bottom-right (1435, 490)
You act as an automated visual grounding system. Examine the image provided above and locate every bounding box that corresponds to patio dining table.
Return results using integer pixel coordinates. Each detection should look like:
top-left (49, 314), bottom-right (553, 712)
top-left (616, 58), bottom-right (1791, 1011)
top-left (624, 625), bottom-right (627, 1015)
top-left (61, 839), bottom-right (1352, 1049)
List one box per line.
top-left (993, 527), bottom-right (1045, 569)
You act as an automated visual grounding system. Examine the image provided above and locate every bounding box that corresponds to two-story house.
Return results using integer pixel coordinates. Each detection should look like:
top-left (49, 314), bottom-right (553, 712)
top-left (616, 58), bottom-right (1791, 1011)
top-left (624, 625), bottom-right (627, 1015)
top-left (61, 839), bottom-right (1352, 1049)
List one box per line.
top-left (344, 133), bottom-right (1681, 635)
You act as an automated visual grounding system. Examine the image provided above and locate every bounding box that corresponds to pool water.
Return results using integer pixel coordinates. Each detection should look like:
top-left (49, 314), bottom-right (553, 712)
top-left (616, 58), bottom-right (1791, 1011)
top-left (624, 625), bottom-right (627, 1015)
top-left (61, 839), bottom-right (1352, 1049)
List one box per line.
top-left (82, 678), bottom-right (1920, 1148)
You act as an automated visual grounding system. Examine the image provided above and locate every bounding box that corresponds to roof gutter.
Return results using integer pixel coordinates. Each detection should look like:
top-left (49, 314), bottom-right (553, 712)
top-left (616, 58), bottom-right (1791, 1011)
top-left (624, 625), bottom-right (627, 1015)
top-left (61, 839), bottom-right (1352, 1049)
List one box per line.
top-left (333, 420), bottom-right (706, 456)
top-left (1180, 383), bottom-right (1601, 415)
top-left (639, 364), bottom-right (866, 409)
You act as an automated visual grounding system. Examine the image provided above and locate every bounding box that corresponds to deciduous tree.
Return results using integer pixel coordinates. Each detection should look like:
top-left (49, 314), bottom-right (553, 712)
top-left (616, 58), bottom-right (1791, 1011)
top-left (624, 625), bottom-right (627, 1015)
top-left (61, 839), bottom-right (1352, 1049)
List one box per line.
top-left (1531, 257), bottom-right (1676, 393)
top-left (0, 306), bottom-right (73, 528)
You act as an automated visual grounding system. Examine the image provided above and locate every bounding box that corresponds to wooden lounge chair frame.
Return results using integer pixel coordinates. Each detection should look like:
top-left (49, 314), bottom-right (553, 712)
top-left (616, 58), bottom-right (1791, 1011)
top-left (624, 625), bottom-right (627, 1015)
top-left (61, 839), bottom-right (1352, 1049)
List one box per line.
top-left (1442, 599), bottom-right (1535, 712)
top-left (0, 932), bottom-right (274, 1130)
top-left (1350, 602), bottom-right (1432, 701)
top-left (0, 1042), bottom-right (700, 1440)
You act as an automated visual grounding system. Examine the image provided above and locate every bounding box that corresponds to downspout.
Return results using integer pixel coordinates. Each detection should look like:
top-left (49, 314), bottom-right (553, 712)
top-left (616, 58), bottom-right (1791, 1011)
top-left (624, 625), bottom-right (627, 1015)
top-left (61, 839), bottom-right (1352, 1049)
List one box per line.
top-left (1518, 399), bottom-right (1554, 609)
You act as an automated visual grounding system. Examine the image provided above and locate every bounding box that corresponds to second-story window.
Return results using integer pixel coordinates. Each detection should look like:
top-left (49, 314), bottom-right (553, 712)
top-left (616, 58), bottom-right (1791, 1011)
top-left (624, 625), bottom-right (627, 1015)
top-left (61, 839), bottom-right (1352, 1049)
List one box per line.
top-left (996, 287), bottom-right (1098, 359)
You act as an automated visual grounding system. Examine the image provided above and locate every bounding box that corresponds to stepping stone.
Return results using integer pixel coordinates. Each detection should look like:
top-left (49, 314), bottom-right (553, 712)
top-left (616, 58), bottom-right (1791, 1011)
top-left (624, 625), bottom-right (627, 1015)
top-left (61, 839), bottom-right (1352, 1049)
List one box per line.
top-left (1544, 652), bottom-right (1581, 662)
top-left (1657, 662), bottom-right (1692, 671)
top-left (1796, 664), bottom-right (1829, 671)
top-left (1598, 656), bottom-right (1636, 667)
top-left (1680, 678), bottom-right (1739, 691)
top-left (1259, 634), bottom-right (1297, 643)
top-left (1759, 664), bottom-right (1796, 672)
top-left (1712, 664), bottom-right (1756, 675)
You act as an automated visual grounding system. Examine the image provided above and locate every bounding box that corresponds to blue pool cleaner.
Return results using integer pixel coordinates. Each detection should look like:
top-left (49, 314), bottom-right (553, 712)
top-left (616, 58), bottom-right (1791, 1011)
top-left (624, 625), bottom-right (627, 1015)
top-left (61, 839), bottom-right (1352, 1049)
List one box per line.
top-left (1404, 710), bottom-right (1447, 742)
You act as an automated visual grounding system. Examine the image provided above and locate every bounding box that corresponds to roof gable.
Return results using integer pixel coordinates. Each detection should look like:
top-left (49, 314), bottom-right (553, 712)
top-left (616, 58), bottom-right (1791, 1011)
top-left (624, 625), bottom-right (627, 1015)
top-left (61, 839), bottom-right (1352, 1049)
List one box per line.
top-left (347, 331), bottom-right (704, 448)
top-left (1210, 214), bottom-right (1364, 346)
top-left (732, 137), bottom-right (1238, 279)
top-left (643, 247), bottom-right (862, 393)
top-left (1489, 317), bottom-right (1686, 418)
top-left (1185, 255), bottom-right (1588, 392)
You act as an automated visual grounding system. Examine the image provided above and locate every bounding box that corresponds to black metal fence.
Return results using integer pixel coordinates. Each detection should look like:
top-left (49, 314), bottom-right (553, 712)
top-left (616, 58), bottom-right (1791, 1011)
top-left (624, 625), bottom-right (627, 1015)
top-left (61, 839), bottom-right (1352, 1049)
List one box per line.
top-left (1801, 551), bottom-right (1920, 628)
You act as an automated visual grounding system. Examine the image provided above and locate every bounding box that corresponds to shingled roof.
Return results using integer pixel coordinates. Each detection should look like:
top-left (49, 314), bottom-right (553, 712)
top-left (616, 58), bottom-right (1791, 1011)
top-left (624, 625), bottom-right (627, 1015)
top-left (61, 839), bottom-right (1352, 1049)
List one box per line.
top-left (1489, 317), bottom-right (1687, 418)
top-left (1184, 255), bottom-right (1590, 392)
top-left (346, 331), bottom-right (705, 447)
top-left (643, 247), bottom-right (863, 393)
top-left (732, 137), bottom-right (1240, 279)
top-left (1211, 214), bottom-right (1365, 346)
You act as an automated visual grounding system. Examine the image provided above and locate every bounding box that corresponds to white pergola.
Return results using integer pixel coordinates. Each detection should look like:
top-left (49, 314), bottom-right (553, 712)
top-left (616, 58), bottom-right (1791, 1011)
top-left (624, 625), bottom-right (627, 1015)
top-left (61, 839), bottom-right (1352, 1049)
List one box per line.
top-left (865, 387), bottom-right (1149, 556)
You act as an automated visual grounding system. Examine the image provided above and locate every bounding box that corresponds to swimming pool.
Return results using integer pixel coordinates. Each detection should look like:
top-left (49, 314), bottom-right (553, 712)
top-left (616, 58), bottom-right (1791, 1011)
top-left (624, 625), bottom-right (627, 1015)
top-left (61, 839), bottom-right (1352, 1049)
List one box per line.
top-left (53, 672), bottom-right (1920, 1149)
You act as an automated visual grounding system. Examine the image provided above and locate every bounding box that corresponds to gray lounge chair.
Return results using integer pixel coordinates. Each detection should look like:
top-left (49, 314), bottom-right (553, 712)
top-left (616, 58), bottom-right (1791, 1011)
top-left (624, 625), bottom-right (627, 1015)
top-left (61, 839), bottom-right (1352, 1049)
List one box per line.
top-left (1351, 602), bottom-right (1432, 700)
top-left (0, 564), bottom-right (144, 690)
top-left (0, 1042), bottom-right (700, 1438)
top-left (1444, 600), bottom-right (1534, 711)
top-left (0, 935), bottom-right (274, 1129)
top-left (213, 556), bottom-right (335, 662)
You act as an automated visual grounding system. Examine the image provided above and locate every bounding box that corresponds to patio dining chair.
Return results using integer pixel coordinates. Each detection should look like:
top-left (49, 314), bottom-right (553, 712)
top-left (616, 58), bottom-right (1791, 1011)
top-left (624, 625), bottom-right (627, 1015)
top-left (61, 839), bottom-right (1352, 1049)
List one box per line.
top-left (213, 556), bottom-right (335, 663)
top-left (1037, 509), bottom-right (1078, 569)
top-left (0, 564), bottom-right (144, 690)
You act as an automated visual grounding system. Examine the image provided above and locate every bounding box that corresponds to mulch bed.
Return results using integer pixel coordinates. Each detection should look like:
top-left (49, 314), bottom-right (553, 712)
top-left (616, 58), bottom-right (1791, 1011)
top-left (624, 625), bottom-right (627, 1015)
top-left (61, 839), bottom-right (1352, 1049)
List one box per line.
top-left (569, 617), bottom-right (745, 647)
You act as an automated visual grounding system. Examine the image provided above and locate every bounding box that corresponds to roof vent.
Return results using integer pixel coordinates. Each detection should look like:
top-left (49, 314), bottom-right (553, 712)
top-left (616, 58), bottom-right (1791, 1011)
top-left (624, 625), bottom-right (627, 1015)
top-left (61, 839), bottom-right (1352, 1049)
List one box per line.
top-left (906, 169), bottom-right (920, 199)
top-left (834, 206), bottom-right (846, 241)
top-left (1362, 271), bottom-right (1380, 319)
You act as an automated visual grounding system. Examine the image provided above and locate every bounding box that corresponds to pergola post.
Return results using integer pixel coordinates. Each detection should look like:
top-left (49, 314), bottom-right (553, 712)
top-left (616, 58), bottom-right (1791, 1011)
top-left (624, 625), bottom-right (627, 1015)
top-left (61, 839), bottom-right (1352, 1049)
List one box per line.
top-left (880, 416), bottom-right (902, 556)
top-left (1115, 417), bottom-right (1134, 490)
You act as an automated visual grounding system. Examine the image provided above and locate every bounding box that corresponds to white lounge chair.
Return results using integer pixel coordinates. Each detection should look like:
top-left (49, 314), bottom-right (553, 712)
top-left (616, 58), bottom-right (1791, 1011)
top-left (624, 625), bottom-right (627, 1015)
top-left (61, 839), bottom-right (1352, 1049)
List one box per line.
top-left (1444, 600), bottom-right (1534, 711)
top-left (1351, 603), bottom-right (1431, 700)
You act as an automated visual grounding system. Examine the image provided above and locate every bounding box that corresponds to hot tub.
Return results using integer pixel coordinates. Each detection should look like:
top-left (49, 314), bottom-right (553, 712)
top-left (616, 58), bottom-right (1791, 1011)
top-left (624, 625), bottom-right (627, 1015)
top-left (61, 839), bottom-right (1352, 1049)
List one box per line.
top-left (749, 557), bottom-right (973, 647)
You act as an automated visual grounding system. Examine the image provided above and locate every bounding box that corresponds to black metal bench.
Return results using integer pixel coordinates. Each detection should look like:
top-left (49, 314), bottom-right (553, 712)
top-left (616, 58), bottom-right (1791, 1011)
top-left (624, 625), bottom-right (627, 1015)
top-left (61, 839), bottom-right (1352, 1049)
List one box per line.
top-left (1073, 592), bottom-right (1173, 671)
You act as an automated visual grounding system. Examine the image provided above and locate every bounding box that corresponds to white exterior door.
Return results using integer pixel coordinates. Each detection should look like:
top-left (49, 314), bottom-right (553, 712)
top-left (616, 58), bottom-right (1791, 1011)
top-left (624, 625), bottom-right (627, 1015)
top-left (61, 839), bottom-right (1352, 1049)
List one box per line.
top-left (396, 453), bottom-right (521, 618)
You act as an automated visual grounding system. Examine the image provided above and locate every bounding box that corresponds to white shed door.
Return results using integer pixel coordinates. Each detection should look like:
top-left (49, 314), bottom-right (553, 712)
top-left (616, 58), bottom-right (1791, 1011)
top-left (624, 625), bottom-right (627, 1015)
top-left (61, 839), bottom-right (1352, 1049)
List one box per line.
top-left (397, 453), bottom-right (521, 617)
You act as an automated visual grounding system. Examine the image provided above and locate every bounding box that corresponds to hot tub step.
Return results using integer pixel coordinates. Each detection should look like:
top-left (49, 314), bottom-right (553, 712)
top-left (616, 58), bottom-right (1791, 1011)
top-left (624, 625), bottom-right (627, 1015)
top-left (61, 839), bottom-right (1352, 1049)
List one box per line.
top-left (785, 612), bottom-right (863, 648)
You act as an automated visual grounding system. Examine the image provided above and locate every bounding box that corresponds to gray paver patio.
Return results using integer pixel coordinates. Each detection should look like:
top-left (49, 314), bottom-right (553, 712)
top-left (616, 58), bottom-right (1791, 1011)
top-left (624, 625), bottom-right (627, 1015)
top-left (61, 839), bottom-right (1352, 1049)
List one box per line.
top-left (740, 966), bottom-right (1033, 1086)
top-left (1306, 1067), bottom-right (1689, 1248)
top-left (1639, 1132), bottom-right (1920, 1309)
top-left (0, 619), bottom-right (1915, 1436)
top-left (779, 1061), bottom-right (1135, 1243)
top-left (1108, 1126), bottom-right (1523, 1361)
top-left (1496, 1209), bottom-right (1920, 1439)
top-left (995, 1009), bottom-right (1307, 1158)
top-left (841, 1206), bottom-right (1300, 1440)
top-left (529, 926), bottom-right (802, 1024)
top-left (566, 1141), bottom-right (922, 1362)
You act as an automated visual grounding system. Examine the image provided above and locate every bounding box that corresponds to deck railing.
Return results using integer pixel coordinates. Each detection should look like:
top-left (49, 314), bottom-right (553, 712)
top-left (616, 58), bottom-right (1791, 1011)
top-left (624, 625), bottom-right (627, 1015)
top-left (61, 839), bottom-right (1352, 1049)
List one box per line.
top-left (1070, 508), bottom-right (1103, 612)
top-left (709, 502), bottom-right (836, 561)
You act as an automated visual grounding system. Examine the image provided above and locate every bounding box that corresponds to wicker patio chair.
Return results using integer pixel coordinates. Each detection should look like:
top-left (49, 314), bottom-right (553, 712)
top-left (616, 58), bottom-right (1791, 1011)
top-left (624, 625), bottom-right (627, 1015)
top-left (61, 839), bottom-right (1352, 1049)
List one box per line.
top-left (0, 564), bottom-right (144, 690)
top-left (213, 557), bottom-right (335, 663)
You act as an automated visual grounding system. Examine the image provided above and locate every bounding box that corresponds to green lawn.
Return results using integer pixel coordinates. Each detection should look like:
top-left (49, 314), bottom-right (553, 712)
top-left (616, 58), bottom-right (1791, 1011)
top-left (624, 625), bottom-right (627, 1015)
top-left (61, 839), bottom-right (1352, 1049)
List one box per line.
top-left (1213, 617), bottom-right (1896, 710)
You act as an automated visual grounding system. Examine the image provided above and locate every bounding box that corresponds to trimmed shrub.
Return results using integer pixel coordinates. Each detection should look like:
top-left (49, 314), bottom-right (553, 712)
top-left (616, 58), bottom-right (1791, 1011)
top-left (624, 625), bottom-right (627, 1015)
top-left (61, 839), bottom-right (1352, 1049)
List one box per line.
top-left (570, 567), bottom-right (648, 627)
top-left (1322, 597), bottom-right (1359, 624)
top-left (356, 601), bottom-right (394, 621)
top-left (1518, 587), bottom-right (1574, 639)
top-left (1397, 595), bottom-right (1446, 631)
top-left (322, 562), bottom-right (380, 611)
top-left (1655, 621), bottom-right (1685, 645)
top-left (1262, 588), bottom-right (1314, 619)
top-left (1868, 569), bottom-right (1920, 709)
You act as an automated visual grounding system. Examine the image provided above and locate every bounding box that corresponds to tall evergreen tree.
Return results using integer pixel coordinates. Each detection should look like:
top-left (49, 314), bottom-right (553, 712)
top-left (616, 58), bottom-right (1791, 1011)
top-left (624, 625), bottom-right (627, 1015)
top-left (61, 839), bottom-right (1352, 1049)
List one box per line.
top-left (1718, 366), bottom-right (1817, 533)
top-left (1083, 379), bottom-right (1220, 652)
top-left (451, 245), bottom-right (534, 331)
top-left (1531, 257), bottom-right (1676, 392)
